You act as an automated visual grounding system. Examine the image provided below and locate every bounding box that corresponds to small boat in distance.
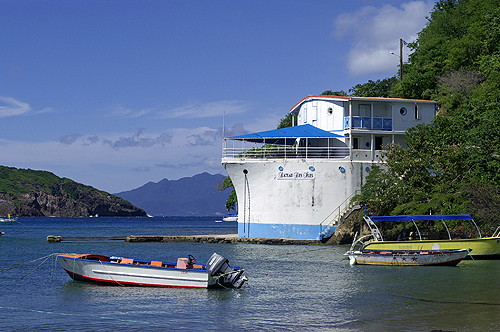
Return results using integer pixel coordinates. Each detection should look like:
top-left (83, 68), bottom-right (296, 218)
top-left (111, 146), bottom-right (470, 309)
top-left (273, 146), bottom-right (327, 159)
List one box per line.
top-left (345, 248), bottom-right (470, 266)
top-left (222, 213), bottom-right (238, 222)
top-left (0, 197), bottom-right (18, 224)
top-left (56, 252), bottom-right (247, 289)
top-left (0, 214), bottom-right (17, 225)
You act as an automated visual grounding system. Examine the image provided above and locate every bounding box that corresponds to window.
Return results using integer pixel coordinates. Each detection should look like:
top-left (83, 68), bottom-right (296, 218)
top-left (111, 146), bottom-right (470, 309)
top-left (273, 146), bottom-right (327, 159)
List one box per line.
top-left (400, 107), bottom-right (407, 116)
top-left (375, 136), bottom-right (383, 150)
top-left (414, 105), bottom-right (421, 119)
top-left (356, 104), bottom-right (371, 117)
top-left (327, 107), bottom-right (333, 115)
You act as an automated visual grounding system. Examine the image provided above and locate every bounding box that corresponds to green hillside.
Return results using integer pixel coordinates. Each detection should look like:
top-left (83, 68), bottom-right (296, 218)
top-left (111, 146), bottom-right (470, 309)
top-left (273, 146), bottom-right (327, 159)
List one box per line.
top-left (0, 166), bottom-right (146, 217)
top-left (354, 0), bottom-right (500, 234)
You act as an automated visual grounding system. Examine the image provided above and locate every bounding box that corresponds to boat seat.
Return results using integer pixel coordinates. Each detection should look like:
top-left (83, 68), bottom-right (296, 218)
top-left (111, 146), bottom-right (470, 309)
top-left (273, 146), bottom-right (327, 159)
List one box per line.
top-left (151, 261), bottom-right (163, 267)
top-left (176, 258), bottom-right (193, 269)
top-left (121, 258), bottom-right (134, 264)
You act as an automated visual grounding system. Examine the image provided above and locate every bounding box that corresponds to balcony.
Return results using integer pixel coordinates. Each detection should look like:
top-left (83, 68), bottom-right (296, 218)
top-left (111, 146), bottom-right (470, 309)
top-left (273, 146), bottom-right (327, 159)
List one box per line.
top-left (222, 145), bottom-right (350, 160)
top-left (344, 116), bottom-right (392, 130)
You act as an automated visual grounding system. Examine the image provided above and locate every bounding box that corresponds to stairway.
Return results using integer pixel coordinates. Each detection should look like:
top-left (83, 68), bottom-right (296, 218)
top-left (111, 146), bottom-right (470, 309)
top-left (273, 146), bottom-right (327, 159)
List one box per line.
top-left (319, 201), bottom-right (361, 241)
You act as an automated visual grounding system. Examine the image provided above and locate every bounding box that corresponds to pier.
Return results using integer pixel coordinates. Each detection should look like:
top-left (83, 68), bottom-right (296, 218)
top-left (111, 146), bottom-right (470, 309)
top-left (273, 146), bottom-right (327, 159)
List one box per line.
top-left (46, 234), bottom-right (320, 245)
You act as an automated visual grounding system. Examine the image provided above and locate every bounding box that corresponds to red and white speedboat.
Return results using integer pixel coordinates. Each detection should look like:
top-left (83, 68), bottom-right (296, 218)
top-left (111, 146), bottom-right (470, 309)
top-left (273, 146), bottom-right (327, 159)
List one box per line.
top-left (57, 252), bottom-right (247, 288)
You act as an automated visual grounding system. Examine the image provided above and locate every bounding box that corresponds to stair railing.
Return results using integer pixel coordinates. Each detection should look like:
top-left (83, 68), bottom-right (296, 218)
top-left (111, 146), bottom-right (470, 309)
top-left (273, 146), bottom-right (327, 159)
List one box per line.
top-left (319, 190), bottom-right (361, 236)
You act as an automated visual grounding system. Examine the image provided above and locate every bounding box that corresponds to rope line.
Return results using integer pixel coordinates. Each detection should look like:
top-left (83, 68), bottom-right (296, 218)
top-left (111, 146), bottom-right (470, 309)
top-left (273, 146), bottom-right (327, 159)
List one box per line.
top-left (0, 253), bottom-right (56, 273)
top-left (98, 259), bottom-right (126, 287)
top-left (20, 254), bottom-right (57, 279)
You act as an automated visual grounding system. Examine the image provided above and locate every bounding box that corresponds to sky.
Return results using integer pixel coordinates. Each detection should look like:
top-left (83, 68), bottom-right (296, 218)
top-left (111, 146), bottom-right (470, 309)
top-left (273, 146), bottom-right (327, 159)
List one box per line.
top-left (0, 0), bottom-right (435, 193)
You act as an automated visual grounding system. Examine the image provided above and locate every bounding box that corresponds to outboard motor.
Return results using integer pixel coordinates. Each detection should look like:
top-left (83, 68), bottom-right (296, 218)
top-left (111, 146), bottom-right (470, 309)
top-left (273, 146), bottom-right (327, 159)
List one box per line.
top-left (205, 253), bottom-right (247, 288)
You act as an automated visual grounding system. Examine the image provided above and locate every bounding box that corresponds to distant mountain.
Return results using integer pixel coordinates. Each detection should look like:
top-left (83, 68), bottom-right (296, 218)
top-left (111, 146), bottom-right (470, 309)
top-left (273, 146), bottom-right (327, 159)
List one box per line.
top-left (114, 173), bottom-right (231, 216)
top-left (0, 165), bottom-right (146, 217)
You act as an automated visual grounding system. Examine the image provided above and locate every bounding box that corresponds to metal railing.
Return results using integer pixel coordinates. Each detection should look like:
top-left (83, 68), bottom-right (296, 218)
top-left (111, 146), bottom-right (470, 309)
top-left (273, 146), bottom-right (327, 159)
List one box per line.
top-left (344, 116), bottom-right (393, 130)
top-left (319, 190), bottom-right (361, 235)
top-left (222, 146), bottom-right (350, 159)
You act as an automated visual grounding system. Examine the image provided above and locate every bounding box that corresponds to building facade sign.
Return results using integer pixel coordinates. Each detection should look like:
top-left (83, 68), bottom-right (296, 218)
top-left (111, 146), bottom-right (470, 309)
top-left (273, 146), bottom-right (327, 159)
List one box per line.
top-left (277, 171), bottom-right (315, 180)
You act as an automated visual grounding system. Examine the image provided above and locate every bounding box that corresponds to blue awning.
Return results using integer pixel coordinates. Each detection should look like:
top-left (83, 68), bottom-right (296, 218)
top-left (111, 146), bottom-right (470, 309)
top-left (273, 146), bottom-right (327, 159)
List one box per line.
top-left (370, 214), bottom-right (473, 222)
top-left (227, 124), bottom-right (344, 144)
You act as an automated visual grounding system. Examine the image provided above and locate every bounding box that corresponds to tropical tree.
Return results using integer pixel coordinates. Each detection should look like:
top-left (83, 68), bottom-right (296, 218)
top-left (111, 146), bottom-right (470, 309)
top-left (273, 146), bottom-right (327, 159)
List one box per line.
top-left (217, 176), bottom-right (237, 212)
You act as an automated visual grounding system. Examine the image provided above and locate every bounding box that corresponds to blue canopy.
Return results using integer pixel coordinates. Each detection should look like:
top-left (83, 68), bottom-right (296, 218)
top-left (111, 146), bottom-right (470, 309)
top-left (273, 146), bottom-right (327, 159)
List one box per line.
top-left (227, 124), bottom-right (344, 144)
top-left (370, 214), bottom-right (473, 222)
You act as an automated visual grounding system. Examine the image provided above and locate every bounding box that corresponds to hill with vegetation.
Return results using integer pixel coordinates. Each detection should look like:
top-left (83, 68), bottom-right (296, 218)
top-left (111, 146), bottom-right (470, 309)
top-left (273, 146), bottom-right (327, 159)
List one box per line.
top-left (115, 173), bottom-right (231, 216)
top-left (353, 0), bottom-right (500, 234)
top-left (0, 166), bottom-right (146, 217)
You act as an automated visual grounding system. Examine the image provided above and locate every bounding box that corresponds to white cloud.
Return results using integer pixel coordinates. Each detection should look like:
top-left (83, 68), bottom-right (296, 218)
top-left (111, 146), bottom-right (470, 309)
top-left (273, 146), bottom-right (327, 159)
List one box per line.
top-left (0, 125), bottom-right (228, 192)
top-left (101, 129), bottom-right (173, 150)
top-left (110, 105), bottom-right (152, 118)
top-left (0, 96), bottom-right (31, 117)
top-left (333, 1), bottom-right (434, 76)
top-left (159, 100), bottom-right (251, 119)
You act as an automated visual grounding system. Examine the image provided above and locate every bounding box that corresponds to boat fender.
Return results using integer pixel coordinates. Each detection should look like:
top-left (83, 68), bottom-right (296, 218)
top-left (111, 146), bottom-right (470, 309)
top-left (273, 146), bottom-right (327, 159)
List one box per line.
top-left (349, 256), bottom-right (357, 266)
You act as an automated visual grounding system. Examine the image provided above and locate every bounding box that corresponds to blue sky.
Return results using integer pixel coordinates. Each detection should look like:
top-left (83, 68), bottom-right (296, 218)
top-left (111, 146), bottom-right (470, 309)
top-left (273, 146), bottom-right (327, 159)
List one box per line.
top-left (0, 0), bottom-right (435, 193)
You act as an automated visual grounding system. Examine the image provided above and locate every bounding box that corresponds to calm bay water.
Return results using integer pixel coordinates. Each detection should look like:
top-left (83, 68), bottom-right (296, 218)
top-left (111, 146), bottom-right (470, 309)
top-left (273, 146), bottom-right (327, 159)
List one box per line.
top-left (0, 217), bottom-right (499, 332)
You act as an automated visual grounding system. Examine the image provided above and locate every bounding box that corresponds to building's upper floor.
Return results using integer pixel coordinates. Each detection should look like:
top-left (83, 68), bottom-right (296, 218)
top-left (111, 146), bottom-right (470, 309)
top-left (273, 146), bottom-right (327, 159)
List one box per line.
top-left (222, 95), bottom-right (437, 161)
top-left (289, 95), bottom-right (437, 134)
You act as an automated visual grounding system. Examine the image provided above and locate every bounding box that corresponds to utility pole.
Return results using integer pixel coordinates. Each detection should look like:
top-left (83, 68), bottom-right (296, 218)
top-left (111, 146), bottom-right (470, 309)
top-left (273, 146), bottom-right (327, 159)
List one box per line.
top-left (399, 38), bottom-right (403, 81)
top-left (390, 39), bottom-right (404, 81)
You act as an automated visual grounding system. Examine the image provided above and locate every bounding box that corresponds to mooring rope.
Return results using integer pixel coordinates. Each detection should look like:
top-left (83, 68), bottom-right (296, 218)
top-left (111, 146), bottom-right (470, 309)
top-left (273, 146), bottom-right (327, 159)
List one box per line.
top-left (0, 253), bottom-right (56, 273)
top-left (20, 254), bottom-right (57, 279)
top-left (98, 259), bottom-right (126, 287)
top-left (467, 248), bottom-right (477, 263)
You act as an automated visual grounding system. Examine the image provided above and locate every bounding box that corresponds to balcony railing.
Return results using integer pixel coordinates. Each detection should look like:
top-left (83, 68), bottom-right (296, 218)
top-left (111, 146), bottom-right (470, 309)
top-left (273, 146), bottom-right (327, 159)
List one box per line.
top-left (344, 116), bottom-right (392, 130)
top-left (222, 145), bottom-right (350, 159)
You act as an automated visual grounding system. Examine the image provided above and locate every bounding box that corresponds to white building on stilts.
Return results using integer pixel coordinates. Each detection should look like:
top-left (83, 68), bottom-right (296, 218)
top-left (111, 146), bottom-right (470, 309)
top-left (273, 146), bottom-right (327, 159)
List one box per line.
top-left (222, 95), bottom-right (437, 240)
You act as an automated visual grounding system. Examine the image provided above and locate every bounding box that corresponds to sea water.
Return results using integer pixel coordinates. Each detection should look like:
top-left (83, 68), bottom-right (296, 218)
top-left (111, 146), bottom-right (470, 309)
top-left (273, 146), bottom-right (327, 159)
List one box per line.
top-left (0, 217), bottom-right (498, 332)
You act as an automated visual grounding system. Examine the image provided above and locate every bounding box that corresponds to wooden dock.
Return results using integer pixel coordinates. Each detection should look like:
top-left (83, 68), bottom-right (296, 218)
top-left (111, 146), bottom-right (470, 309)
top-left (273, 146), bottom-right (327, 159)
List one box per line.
top-left (46, 234), bottom-right (320, 245)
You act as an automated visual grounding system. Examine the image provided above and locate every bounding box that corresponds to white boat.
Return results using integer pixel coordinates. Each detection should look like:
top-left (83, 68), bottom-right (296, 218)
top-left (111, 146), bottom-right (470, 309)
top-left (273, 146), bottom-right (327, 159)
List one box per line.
top-left (0, 198), bottom-right (18, 224)
top-left (222, 95), bottom-right (437, 240)
top-left (222, 213), bottom-right (238, 222)
top-left (56, 252), bottom-right (247, 288)
top-left (345, 248), bottom-right (471, 266)
top-left (0, 214), bottom-right (17, 225)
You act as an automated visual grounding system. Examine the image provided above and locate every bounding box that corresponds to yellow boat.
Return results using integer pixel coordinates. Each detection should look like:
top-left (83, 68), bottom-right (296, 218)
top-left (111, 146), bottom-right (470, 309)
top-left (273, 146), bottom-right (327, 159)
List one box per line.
top-left (356, 214), bottom-right (500, 259)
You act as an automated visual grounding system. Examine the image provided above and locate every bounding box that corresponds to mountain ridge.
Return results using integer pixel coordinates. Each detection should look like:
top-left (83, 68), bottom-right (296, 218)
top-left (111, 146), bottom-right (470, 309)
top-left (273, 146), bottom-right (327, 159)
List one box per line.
top-left (114, 172), bottom-right (231, 216)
